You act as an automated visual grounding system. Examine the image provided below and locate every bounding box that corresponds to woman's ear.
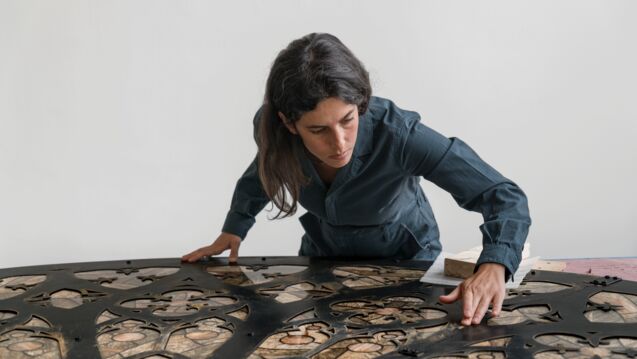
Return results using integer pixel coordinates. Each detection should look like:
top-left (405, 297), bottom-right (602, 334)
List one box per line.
top-left (278, 111), bottom-right (298, 135)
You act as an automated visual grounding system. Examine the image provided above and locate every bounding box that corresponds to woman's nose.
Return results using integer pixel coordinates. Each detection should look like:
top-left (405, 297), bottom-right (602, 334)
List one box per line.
top-left (332, 129), bottom-right (347, 152)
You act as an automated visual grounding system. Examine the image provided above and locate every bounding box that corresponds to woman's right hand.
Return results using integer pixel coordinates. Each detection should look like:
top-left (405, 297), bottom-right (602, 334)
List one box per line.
top-left (181, 232), bottom-right (242, 263)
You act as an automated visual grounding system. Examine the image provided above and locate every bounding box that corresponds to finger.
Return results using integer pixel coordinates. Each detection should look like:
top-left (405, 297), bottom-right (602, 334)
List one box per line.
top-left (207, 244), bottom-right (224, 256)
top-left (491, 292), bottom-right (504, 317)
top-left (181, 250), bottom-right (200, 262)
top-left (461, 289), bottom-right (474, 326)
top-left (185, 247), bottom-right (214, 263)
top-left (228, 238), bottom-right (240, 263)
top-left (472, 296), bottom-right (491, 325)
top-left (439, 286), bottom-right (461, 304)
top-left (181, 248), bottom-right (202, 261)
top-left (185, 250), bottom-right (205, 263)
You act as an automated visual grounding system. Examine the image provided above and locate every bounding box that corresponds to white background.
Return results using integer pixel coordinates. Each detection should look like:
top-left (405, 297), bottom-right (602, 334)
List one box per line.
top-left (1, 0), bottom-right (636, 269)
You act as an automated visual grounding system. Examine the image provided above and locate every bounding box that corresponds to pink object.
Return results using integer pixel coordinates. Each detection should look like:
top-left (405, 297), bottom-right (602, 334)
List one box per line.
top-left (560, 258), bottom-right (637, 282)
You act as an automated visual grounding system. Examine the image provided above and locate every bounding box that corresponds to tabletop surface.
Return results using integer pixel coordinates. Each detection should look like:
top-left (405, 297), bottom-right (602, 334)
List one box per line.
top-left (534, 257), bottom-right (637, 281)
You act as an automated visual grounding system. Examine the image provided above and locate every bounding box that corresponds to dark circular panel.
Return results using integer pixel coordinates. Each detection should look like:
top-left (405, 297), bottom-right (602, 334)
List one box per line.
top-left (1, 257), bottom-right (636, 358)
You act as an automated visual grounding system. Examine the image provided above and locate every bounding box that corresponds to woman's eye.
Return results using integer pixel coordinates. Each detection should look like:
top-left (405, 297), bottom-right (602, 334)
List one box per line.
top-left (310, 128), bottom-right (325, 134)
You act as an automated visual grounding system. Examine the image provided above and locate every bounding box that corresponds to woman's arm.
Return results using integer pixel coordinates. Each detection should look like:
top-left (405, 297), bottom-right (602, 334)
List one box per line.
top-left (400, 121), bottom-right (531, 279)
top-left (182, 109), bottom-right (271, 262)
top-left (399, 118), bottom-right (531, 325)
top-left (220, 155), bottom-right (271, 239)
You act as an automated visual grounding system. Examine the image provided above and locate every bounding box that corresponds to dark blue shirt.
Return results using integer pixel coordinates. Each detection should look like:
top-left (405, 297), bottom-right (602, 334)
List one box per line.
top-left (222, 96), bottom-right (531, 278)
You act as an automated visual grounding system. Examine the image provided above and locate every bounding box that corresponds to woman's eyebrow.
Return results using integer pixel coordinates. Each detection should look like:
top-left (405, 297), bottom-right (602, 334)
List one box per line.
top-left (306, 109), bottom-right (354, 128)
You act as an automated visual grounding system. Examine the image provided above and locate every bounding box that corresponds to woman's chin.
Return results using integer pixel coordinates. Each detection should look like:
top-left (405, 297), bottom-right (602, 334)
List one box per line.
top-left (326, 155), bottom-right (352, 168)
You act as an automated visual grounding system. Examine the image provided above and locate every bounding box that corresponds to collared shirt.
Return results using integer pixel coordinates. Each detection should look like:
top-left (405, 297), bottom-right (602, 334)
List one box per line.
top-left (222, 96), bottom-right (531, 278)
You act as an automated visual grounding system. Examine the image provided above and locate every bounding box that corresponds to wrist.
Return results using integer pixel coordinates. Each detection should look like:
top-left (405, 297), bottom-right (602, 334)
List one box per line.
top-left (477, 262), bottom-right (505, 277)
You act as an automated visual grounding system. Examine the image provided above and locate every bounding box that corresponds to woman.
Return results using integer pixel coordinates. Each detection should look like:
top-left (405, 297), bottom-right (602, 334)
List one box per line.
top-left (182, 33), bottom-right (531, 326)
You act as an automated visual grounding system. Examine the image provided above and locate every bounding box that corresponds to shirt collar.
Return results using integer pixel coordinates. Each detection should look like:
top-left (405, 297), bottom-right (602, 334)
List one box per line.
top-left (353, 108), bottom-right (374, 158)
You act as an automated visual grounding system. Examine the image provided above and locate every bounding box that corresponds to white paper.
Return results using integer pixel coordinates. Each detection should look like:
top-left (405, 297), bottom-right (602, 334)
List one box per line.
top-left (420, 252), bottom-right (539, 289)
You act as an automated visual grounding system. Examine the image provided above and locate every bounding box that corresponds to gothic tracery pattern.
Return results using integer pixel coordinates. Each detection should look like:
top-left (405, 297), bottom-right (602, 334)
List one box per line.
top-left (1, 257), bottom-right (636, 358)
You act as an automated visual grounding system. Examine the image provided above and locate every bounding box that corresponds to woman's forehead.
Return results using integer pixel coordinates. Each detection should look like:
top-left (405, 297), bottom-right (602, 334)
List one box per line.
top-left (299, 98), bottom-right (357, 125)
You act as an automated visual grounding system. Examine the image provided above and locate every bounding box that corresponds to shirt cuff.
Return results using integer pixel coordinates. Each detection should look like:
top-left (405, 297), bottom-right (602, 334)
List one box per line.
top-left (221, 211), bottom-right (256, 240)
top-left (474, 243), bottom-right (521, 282)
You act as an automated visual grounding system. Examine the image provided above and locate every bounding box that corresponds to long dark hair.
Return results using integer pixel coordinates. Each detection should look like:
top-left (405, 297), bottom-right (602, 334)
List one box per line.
top-left (257, 33), bottom-right (372, 219)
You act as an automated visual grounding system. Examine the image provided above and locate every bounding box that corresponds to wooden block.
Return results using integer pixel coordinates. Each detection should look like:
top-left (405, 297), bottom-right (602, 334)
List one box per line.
top-left (444, 246), bottom-right (482, 279)
top-left (532, 260), bottom-right (567, 272)
top-left (444, 243), bottom-right (530, 279)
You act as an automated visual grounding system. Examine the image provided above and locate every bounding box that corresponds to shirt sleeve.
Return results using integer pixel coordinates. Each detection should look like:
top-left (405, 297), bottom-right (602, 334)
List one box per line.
top-left (400, 120), bottom-right (532, 281)
top-left (221, 107), bottom-right (271, 240)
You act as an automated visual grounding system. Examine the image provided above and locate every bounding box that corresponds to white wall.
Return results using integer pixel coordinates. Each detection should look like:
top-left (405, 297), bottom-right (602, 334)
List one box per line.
top-left (1, 0), bottom-right (636, 269)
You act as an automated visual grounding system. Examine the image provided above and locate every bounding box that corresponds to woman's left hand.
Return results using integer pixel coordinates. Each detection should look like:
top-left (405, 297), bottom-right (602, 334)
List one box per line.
top-left (438, 263), bottom-right (506, 326)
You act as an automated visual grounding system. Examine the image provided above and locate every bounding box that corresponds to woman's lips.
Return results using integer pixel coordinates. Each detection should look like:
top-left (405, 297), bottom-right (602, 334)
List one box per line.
top-left (329, 149), bottom-right (350, 160)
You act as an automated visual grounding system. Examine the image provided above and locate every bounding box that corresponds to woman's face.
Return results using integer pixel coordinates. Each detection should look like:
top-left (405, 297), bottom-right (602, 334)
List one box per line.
top-left (281, 97), bottom-right (359, 169)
